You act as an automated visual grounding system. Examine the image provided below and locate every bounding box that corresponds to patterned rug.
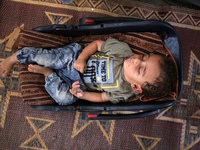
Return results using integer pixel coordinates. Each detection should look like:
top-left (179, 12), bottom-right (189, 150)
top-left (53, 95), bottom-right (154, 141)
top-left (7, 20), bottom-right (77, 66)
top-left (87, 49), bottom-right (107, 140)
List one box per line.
top-left (0, 0), bottom-right (200, 149)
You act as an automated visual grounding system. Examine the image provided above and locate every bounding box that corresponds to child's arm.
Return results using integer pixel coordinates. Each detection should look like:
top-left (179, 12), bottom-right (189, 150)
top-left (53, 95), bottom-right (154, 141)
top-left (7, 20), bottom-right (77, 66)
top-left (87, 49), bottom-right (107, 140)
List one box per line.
top-left (73, 40), bottom-right (104, 73)
top-left (70, 81), bottom-right (109, 103)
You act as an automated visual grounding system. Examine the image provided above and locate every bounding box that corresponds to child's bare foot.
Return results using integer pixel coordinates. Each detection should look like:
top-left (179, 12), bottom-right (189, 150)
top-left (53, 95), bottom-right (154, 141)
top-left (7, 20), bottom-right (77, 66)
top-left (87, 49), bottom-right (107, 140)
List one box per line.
top-left (0, 52), bottom-right (18, 77)
top-left (28, 64), bottom-right (53, 77)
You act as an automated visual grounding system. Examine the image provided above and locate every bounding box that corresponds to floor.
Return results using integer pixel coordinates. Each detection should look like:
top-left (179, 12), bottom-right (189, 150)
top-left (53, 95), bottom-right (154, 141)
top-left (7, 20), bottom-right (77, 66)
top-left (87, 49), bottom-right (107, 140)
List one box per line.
top-left (112, 0), bottom-right (200, 10)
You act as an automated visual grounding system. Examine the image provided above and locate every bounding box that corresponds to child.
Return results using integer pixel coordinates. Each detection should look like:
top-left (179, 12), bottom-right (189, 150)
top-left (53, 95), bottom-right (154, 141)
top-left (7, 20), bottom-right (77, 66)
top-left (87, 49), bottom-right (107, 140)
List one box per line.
top-left (0, 38), bottom-right (177, 105)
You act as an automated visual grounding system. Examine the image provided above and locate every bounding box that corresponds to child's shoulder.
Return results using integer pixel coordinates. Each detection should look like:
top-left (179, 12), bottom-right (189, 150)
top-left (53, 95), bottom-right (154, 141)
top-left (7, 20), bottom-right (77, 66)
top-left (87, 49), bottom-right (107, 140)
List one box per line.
top-left (101, 37), bottom-right (133, 56)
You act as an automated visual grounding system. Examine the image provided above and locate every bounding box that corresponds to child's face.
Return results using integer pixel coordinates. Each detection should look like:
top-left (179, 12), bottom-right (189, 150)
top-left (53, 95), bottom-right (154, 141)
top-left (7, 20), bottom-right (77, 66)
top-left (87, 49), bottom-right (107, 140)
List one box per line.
top-left (123, 54), bottom-right (162, 93)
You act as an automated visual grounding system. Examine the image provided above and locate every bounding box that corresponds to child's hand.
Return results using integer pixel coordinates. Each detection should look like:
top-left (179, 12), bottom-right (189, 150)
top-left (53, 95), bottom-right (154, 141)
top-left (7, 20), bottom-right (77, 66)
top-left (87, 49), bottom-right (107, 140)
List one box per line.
top-left (73, 58), bottom-right (87, 73)
top-left (70, 81), bottom-right (84, 98)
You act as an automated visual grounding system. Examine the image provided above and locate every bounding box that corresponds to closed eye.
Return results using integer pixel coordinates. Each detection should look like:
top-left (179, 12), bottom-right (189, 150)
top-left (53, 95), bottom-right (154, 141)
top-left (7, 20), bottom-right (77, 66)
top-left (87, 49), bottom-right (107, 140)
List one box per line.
top-left (139, 54), bottom-right (148, 74)
top-left (138, 66), bottom-right (142, 74)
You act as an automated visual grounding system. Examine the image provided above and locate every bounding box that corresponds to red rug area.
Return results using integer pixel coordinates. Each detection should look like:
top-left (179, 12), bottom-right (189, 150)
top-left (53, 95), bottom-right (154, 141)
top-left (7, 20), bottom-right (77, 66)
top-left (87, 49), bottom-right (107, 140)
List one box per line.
top-left (0, 0), bottom-right (200, 149)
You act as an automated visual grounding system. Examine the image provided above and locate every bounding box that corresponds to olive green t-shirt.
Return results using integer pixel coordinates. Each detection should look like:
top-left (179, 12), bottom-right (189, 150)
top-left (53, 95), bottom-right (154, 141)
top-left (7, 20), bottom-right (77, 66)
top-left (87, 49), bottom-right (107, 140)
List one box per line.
top-left (82, 37), bottom-right (138, 103)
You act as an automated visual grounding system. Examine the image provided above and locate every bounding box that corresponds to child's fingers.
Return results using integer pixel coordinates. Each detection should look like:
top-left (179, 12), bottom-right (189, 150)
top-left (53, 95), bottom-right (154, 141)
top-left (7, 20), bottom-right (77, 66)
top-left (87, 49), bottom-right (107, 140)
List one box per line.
top-left (69, 89), bottom-right (73, 94)
top-left (72, 81), bottom-right (80, 86)
top-left (70, 81), bottom-right (80, 93)
top-left (70, 88), bottom-right (83, 98)
top-left (69, 89), bottom-right (75, 95)
top-left (72, 84), bottom-right (80, 90)
top-left (70, 88), bottom-right (78, 95)
top-left (70, 87), bottom-right (77, 94)
top-left (70, 81), bottom-right (84, 98)
top-left (78, 93), bottom-right (83, 97)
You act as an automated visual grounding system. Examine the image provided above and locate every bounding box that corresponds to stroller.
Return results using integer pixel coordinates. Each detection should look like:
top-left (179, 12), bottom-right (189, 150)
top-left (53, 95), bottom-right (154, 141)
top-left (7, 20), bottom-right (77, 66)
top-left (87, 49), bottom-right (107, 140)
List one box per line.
top-left (22, 17), bottom-right (183, 120)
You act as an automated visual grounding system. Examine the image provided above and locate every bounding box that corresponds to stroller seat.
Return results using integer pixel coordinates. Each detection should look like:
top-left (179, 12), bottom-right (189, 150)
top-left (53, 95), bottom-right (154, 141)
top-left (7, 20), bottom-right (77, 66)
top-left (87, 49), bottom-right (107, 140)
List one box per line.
top-left (18, 17), bottom-right (183, 120)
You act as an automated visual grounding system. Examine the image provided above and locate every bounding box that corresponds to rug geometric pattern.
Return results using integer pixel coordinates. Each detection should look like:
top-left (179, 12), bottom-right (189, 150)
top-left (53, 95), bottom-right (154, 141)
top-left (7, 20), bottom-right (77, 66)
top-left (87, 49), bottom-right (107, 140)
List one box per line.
top-left (12, 0), bottom-right (200, 28)
top-left (134, 134), bottom-right (161, 150)
top-left (71, 112), bottom-right (115, 145)
top-left (0, 0), bottom-right (200, 149)
top-left (45, 12), bottom-right (73, 24)
top-left (20, 116), bottom-right (55, 150)
top-left (0, 29), bottom-right (22, 128)
top-left (156, 51), bottom-right (200, 149)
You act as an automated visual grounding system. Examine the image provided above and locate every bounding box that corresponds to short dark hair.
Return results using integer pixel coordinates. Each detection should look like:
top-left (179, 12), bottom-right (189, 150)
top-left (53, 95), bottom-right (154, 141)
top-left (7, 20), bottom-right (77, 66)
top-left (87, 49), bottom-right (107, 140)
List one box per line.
top-left (141, 55), bottom-right (178, 99)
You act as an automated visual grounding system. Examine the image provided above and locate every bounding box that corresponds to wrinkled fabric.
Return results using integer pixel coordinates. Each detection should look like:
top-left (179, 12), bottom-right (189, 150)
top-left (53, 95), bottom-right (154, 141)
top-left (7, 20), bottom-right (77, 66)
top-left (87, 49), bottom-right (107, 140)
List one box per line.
top-left (17, 43), bottom-right (86, 105)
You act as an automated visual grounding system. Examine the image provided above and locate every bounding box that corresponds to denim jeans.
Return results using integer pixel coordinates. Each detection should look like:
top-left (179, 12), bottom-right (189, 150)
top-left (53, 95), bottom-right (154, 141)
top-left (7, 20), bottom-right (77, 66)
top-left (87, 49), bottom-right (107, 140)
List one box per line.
top-left (17, 43), bottom-right (86, 105)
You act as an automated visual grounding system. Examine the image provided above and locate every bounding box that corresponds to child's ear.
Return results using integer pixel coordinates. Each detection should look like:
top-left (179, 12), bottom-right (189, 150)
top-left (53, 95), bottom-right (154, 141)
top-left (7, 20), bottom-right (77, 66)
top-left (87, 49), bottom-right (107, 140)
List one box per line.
top-left (131, 83), bottom-right (143, 93)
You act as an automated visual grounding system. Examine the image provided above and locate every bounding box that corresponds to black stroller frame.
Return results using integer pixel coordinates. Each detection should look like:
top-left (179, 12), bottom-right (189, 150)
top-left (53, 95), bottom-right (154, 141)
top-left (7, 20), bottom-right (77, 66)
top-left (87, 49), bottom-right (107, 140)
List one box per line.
top-left (31, 17), bottom-right (183, 120)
